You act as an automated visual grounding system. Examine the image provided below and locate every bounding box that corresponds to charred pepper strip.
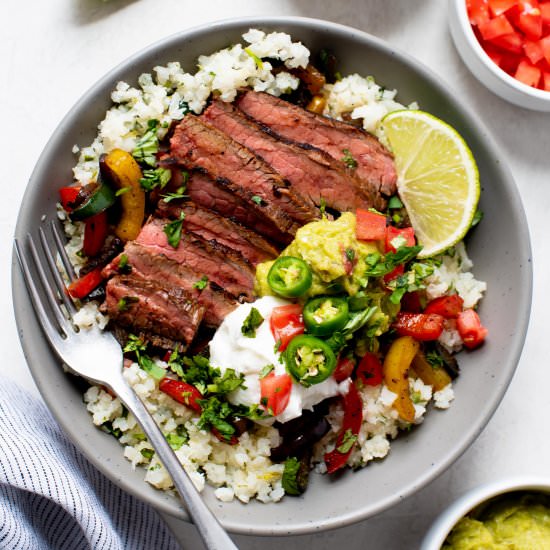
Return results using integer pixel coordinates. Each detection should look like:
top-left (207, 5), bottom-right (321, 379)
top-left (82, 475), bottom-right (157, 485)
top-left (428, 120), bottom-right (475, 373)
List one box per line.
top-left (267, 256), bottom-right (312, 298)
top-left (284, 334), bottom-right (336, 387)
top-left (70, 182), bottom-right (116, 221)
top-left (303, 296), bottom-right (349, 336)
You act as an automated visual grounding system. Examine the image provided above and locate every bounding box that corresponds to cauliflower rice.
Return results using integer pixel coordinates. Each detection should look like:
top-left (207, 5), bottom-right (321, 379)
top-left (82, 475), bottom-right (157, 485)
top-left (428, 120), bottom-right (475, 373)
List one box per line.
top-left (72, 29), bottom-right (486, 504)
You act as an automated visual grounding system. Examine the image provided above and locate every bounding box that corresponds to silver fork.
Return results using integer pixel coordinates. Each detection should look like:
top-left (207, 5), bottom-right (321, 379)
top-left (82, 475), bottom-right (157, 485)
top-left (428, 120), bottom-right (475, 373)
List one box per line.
top-left (14, 219), bottom-right (238, 550)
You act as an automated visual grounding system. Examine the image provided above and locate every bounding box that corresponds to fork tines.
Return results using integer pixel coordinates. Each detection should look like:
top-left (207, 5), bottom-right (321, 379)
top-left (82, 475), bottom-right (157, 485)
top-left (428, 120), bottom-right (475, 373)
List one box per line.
top-left (14, 218), bottom-right (77, 340)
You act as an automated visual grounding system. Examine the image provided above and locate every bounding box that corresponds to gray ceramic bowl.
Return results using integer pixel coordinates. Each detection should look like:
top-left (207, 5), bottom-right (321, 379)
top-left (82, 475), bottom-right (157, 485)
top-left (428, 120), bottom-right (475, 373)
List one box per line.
top-left (12, 17), bottom-right (532, 535)
top-left (421, 477), bottom-right (550, 549)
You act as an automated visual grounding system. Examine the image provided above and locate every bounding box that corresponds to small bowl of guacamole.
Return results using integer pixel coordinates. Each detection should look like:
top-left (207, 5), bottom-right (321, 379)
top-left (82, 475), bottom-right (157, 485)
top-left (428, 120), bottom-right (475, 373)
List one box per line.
top-left (421, 477), bottom-right (550, 550)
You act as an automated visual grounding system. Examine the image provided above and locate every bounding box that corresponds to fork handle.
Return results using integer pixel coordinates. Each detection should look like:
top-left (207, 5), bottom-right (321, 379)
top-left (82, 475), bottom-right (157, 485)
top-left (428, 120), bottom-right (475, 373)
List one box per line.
top-left (110, 378), bottom-right (239, 550)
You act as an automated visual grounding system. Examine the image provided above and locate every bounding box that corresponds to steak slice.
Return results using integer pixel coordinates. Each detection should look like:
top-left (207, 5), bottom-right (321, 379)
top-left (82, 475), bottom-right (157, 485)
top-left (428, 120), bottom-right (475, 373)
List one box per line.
top-left (135, 217), bottom-right (255, 301)
top-left (170, 115), bottom-right (318, 233)
top-left (102, 274), bottom-right (204, 350)
top-left (156, 200), bottom-right (278, 265)
top-left (235, 90), bottom-right (397, 209)
top-left (202, 100), bottom-right (374, 212)
top-left (108, 241), bottom-right (238, 327)
top-left (186, 171), bottom-right (291, 245)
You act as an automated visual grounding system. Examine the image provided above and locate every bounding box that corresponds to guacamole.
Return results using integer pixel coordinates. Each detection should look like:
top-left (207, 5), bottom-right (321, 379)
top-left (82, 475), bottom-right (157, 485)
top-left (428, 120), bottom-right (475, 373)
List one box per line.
top-left (444, 493), bottom-right (550, 550)
top-left (255, 212), bottom-right (379, 298)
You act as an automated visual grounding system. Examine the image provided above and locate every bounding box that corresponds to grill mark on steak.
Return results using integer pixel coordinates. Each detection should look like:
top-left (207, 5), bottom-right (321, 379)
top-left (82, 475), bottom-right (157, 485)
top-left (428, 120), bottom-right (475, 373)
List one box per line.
top-left (235, 90), bottom-right (397, 209)
top-left (185, 171), bottom-right (291, 245)
top-left (135, 217), bottom-right (255, 301)
top-left (102, 274), bottom-right (204, 349)
top-left (202, 99), bottom-right (376, 212)
top-left (109, 241), bottom-right (238, 327)
top-left (169, 115), bottom-right (318, 233)
top-left (156, 200), bottom-right (279, 265)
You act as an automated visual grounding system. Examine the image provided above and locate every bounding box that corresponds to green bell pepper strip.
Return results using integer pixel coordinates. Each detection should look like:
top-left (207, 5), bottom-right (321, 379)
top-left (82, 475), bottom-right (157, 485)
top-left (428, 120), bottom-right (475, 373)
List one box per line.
top-left (267, 256), bottom-right (312, 298)
top-left (284, 334), bottom-right (337, 387)
top-left (70, 183), bottom-right (116, 221)
top-left (303, 296), bottom-right (349, 336)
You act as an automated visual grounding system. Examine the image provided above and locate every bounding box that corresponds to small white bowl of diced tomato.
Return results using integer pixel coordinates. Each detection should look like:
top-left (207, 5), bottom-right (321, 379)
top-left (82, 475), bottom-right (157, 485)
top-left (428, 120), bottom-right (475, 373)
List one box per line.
top-left (449, 0), bottom-right (550, 110)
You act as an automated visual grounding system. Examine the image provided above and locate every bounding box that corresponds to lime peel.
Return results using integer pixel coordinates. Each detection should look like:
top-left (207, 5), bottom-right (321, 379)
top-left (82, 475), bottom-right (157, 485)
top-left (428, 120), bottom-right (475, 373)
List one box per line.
top-left (381, 110), bottom-right (480, 259)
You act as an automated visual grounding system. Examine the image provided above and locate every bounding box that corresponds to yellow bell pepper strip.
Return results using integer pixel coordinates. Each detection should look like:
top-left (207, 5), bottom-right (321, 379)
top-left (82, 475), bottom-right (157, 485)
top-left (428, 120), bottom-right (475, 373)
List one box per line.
top-left (383, 336), bottom-right (420, 423)
top-left (410, 349), bottom-right (452, 392)
top-left (102, 149), bottom-right (146, 241)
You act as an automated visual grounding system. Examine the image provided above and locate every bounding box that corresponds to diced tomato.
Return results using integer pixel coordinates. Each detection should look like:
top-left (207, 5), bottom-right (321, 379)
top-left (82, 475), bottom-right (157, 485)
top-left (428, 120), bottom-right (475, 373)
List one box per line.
top-left (67, 267), bottom-right (104, 299)
top-left (468, 0), bottom-right (491, 25)
top-left (324, 383), bottom-right (363, 474)
top-left (541, 2), bottom-right (550, 25)
top-left (83, 211), bottom-right (109, 257)
top-left (489, 0), bottom-right (517, 16)
top-left (59, 186), bottom-right (81, 211)
top-left (385, 226), bottom-right (415, 253)
top-left (260, 372), bottom-right (292, 416)
top-left (355, 208), bottom-right (387, 241)
top-left (456, 309), bottom-right (488, 349)
top-left (333, 356), bottom-right (355, 382)
top-left (400, 291), bottom-right (424, 313)
top-left (158, 378), bottom-right (203, 412)
top-left (270, 304), bottom-right (305, 352)
top-left (356, 352), bottom-right (383, 386)
top-left (517, 0), bottom-right (543, 39)
top-left (515, 58), bottom-right (542, 85)
top-left (490, 30), bottom-right (525, 53)
top-left (393, 312), bottom-right (445, 341)
top-left (484, 44), bottom-right (505, 65)
top-left (384, 263), bottom-right (404, 284)
top-left (479, 14), bottom-right (515, 39)
top-left (543, 70), bottom-right (550, 90)
top-left (424, 294), bottom-right (464, 318)
top-left (541, 35), bottom-right (550, 63)
top-left (523, 38), bottom-right (545, 62)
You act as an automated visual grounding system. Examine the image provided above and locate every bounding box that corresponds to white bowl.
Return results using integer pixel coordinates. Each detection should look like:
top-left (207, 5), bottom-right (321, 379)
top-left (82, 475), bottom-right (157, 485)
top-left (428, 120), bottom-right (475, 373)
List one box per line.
top-left (420, 476), bottom-right (550, 549)
top-left (448, 0), bottom-right (550, 111)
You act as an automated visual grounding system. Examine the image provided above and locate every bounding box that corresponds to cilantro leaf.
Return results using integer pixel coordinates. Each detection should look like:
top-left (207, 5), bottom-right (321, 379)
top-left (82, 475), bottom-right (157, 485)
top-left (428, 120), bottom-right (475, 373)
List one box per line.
top-left (192, 276), bottom-right (209, 291)
top-left (133, 119), bottom-right (160, 167)
top-left (241, 307), bottom-right (264, 338)
top-left (140, 167), bottom-right (172, 191)
top-left (342, 148), bottom-right (358, 169)
top-left (336, 429), bottom-right (358, 453)
top-left (164, 212), bottom-right (185, 248)
top-left (282, 457), bottom-right (308, 496)
top-left (259, 364), bottom-right (274, 379)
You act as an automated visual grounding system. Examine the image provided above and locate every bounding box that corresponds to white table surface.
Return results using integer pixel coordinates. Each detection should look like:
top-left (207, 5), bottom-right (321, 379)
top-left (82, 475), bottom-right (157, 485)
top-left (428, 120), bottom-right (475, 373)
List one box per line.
top-left (2, 0), bottom-right (549, 548)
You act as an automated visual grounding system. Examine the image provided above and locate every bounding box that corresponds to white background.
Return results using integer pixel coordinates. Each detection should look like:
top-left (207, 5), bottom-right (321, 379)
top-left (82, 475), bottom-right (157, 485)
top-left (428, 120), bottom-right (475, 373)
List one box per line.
top-left (2, 0), bottom-right (550, 548)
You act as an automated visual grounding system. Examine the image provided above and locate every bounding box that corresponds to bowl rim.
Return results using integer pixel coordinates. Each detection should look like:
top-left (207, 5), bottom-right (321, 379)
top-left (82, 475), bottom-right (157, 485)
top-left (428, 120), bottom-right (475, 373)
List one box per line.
top-left (451, 0), bottom-right (550, 101)
top-left (420, 476), bottom-right (550, 549)
top-left (12, 15), bottom-right (533, 535)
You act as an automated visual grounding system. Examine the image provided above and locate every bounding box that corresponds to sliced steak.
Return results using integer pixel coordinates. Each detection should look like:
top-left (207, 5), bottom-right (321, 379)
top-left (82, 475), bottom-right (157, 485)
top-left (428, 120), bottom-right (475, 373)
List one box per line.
top-left (107, 241), bottom-right (237, 327)
top-left (202, 100), bottom-right (374, 212)
top-left (157, 200), bottom-right (278, 265)
top-left (235, 90), bottom-right (397, 208)
top-left (169, 115), bottom-right (318, 233)
top-left (103, 274), bottom-right (204, 350)
top-left (185, 171), bottom-right (291, 245)
top-left (135, 217), bottom-right (255, 301)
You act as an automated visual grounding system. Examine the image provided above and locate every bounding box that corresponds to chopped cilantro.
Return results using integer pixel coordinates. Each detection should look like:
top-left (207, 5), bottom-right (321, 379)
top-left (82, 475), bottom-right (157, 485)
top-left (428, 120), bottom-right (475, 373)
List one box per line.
top-left (197, 397), bottom-right (236, 440)
top-left (101, 420), bottom-right (122, 439)
top-left (140, 448), bottom-right (154, 460)
top-left (426, 350), bottom-right (445, 369)
top-left (244, 47), bottom-right (264, 69)
top-left (471, 209), bottom-right (483, 228)
top-left (251, 195), bottom-right (263, 206)
top-left (123, 334), bottom-right (147, 354)
top-left (282, 457), bottom-right (307, 496)
top-left (162, 185), bottom-right (188, 203)
top-left (163, 212), bottom-right (185, 248)
top-left (117, 295), bottom-right (139, 312)
top-left (193, 276), bottom-right (209, 291)
top-left (165, 432), bottom-right (188, 450)
top-left (336, 429), bottom-right (358, 453)
top-left (319, 198), bottom-right (327, 219)
top-left (388, 196), bottom-right (404, 209)
top-left (274, 339), bottom-right (282, 354)
top-left (118, 254), bottom-right (132, 274)
top-left (363, 245), bottom-right (422, 278)
top-left (138, 355), bottom-right (166, 381)
top-left (259, 364), bottom-right (274, 379)
top-left (132, 119), bottom-right (160, 167)
top-left (241, 307), bottom-right (264, 338)
top-left (115, 187), bottom-right (131, 196)
top-left (345, 248), bottom-right (355, 262)
top-left (140, 167), bottom-right (172, 191)
top-left (178, 99), bottom-right (190, 115)
top-left (341, 149), bottom-right (358, 169)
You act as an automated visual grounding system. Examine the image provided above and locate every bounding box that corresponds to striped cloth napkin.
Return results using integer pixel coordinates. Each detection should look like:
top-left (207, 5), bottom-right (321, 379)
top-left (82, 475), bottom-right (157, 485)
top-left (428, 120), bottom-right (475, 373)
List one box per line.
top-left (0, 379), bottom-right (181, 550)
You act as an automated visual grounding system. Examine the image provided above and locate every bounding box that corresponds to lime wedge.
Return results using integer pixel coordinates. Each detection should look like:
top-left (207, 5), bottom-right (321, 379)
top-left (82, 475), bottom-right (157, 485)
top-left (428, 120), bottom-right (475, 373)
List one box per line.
top-left (380, 110), bottom-right (480, 258)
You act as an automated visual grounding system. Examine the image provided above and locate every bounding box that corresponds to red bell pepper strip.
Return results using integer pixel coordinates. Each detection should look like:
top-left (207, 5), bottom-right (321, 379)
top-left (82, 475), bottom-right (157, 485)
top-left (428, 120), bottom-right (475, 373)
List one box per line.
top-left (83, 211), bottom-right (109, 257)
top-left (424, 294), bottom-right (464, 319)
top-left (158, 378), bottom-right (203, 413)
top-left (59, 186), bottom-right (81, 212)
top-left (356, 352), bottom-right (383, 387)
top-left (324, 383), bottom-right (363, 474)
top-left (67, 267), bottom-right (104, 299)
top-left (355, 209), bottom-right (387, 241)
top-left (456, 309), bottom-right (488, 349)
top-left (270, 304), bottom-right (305, 352)
top-left (393, 312), bottom-right (445, 341)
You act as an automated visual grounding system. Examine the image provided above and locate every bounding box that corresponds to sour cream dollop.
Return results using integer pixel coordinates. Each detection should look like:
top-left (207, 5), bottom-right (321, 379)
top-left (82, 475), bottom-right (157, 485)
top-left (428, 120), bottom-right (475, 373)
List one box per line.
top-left (209, 296), bottom-right (348, 423)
